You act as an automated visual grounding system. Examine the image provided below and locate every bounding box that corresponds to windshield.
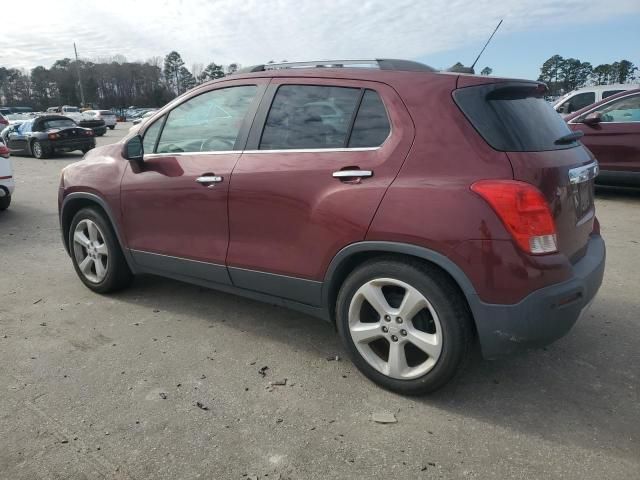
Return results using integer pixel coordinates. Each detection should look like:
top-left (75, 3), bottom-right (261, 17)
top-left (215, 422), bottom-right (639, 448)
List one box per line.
top-left (43, 119), bottom-right (77, 129)
top-left (454, 82), bottom-right (576, 152)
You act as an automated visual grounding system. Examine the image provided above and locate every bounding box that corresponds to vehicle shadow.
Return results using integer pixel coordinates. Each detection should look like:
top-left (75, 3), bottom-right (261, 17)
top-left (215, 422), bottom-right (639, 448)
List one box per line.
top-left (596, 184), bottom-right (640, 200)
top-left (111, 274), bottom-right (639, 459)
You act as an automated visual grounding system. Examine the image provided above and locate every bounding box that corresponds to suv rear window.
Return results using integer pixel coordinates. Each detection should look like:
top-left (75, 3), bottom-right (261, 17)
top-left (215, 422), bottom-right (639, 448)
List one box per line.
top-left (454, 83), bottom-right (577, 152)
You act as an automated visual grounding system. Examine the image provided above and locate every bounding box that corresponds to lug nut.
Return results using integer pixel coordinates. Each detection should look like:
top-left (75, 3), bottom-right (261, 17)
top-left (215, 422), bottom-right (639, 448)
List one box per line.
top-left (396, 317), bottom-right (403, 324)
top-left (382, 326), bottom-right (388, 333)
top-left (400, 329), bottom-right (407, 336)
top-left (391, 335), bottom-right (398, 342)
top-left (384, 315), bottom-right (391, 322)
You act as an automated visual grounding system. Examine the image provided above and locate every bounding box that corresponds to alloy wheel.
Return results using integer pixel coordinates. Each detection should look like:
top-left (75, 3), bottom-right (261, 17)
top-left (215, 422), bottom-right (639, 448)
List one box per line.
top-left (72, 219), bottom-right (109, 283)
top-left (348, 278), bottom-right (443, 380)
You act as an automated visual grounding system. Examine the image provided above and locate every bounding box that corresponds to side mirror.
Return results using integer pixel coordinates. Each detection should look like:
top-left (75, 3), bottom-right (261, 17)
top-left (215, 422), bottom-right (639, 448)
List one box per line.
top-left (581, 112), bottom-right (602, 126)
top-left (123, 135), bottom-right (143, 161)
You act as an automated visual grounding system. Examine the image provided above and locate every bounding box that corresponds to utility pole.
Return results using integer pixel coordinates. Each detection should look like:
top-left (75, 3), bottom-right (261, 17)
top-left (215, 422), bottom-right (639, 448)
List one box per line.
top-left (74, 42), bottom-right (86, 107)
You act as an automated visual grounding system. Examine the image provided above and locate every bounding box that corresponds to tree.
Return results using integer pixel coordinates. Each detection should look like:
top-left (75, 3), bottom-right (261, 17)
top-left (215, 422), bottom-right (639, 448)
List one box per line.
top-left (178, 66), bottom-right (196, 92)
top-left (480, 66), bottom-right (492, 76)
top-left (199, 62), bottom-right (225, 82)
top-left (592, 64), bottom-right (612, 85)
top-left (612, 60), bottom-right (637, 84)
top-left (226, 63), bottom-right (240, 75)
top-left (163, 51), bottom-right (185, 95)
top-left (538, 55), bottom-right (565, 94)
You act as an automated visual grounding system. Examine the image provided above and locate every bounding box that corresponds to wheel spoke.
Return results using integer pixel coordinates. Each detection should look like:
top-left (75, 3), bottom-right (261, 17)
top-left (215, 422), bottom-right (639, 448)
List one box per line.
top-left (79, 256), bottom-right (93, 274)
top-left (398, 286), bottom-right (427, 321)
top-left (96, 243), bottom-right (108, 256)
top-left (359, 283), bottom-right (391, 316)
top-left (406, 329), bottom-right (441, 359)
top-left (350, 322), bottom-right (383, 344)
top-left (87, 222), bottom-right (99, 242)
top-left (94, 258), bottom-right (106, 280)
top-left (73, 231), bottom-right (91, 248)
top-left (386, 341), bottom-right (408, 377)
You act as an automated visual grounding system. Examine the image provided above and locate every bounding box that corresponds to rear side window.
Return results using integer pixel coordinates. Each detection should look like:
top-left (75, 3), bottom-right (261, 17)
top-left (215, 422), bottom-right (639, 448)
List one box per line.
top-left (348, 90), bottom-right (390, 148)
top-left (602, 90), bottom-right (624, 100)
top-left (454, 83), bottom-right (577, 152)
top-left (260, 85), bottom-right (361, 150)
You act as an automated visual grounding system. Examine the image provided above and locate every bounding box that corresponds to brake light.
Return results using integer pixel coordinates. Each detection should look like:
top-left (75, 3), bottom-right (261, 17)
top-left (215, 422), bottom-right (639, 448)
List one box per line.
top-left (48, 133), bottom-right (60, 140)
top-left (84, 130), bottom-right (94, 136)
top-left (471, 180), bottom-right (558, 255)
top-left (592, 216), bottom-right (600, 235)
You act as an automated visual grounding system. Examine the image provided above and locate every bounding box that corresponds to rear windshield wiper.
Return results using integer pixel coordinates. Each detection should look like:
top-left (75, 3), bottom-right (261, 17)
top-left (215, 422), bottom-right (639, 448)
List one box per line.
top-left (554, 131), bottom-right (583, 145)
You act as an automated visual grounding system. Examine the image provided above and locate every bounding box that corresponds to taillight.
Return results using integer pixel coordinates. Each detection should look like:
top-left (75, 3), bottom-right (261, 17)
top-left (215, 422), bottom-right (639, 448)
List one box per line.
top-left (592, 216), bottom-right (600, 235)
top-left (84, 130), bottom-right (94, 136)
top-left (48, 133), bottom-right (60, 140)
top-left (471, 180), bottom-right (558, 255)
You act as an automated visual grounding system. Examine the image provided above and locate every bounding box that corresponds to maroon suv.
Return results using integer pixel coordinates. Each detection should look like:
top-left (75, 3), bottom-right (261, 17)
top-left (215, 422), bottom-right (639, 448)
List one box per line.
top-left (59, 59), bottom-right (605, 394)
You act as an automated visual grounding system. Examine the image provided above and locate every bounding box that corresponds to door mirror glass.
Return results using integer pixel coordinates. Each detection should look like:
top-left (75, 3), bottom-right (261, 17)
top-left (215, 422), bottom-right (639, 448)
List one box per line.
top-left (581, 112), bottom-right (602, 125)
top-left (124, 135), bottom-right (143, 161)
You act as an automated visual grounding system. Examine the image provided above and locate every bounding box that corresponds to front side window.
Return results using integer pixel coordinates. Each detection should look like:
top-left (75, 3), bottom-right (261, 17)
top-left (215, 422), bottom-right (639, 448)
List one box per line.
top-left (260, 85), bottom-right (361, 150)
top-left (18, 121), bottom-right (33, 134)
top-left (155, 85), bottom-right (258, 153)
top-left (562, 92), bottom-right (596, 114)
top-left (143, 116), bottom-right (164, 154)
top-left (595, 94), bottom-right (640, 123)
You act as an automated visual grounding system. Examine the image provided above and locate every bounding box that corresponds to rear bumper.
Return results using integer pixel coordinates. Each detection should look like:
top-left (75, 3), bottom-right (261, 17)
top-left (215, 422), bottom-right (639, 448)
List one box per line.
top-left (49, 138), bottom-right (95, 152)
top-left (472, 234), bottom-right (605, 358)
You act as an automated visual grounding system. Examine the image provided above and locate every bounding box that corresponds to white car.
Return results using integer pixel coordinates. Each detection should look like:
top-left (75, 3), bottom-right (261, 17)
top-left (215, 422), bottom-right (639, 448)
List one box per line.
top-left (83, 110), bottom-right (117, 129)
top-left (0, 139), bottom-right (14, 211)
top-left (554, 84), bottom-right (640, 117)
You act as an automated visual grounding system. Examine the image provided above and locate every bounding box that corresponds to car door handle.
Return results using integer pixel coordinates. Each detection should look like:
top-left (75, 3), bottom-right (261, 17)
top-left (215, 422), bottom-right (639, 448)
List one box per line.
top-left (332, 170), bottom-right (373, 179)
top-left (196, 175), bottom-right (223, 185)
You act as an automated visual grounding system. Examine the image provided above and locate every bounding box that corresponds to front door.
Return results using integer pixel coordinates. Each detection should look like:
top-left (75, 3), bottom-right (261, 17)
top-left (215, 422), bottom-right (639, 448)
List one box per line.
top-left (121, 82), bottom-right (266, 284)
top-left (226, 79), bottom-right (414, 304)
top-left (6, 121), bottom-right (31, 153)
top-left (571, 92), bottom-right (640, 173)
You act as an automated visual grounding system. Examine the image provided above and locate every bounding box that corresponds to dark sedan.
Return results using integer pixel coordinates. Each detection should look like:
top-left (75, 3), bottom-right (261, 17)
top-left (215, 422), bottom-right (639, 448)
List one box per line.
top-left (0, 115), bottom-right (95, 159)
top-left (566, 88), bottom-right (640, 187)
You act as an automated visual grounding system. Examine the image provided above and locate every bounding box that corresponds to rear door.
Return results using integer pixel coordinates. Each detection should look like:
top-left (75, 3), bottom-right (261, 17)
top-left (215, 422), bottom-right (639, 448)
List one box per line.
top-left (455, 82), bottom-right (598, 262)
top-left (569, 92), bottom-right (640, 173)
top-left (226, 78), bottom-right (414, 304)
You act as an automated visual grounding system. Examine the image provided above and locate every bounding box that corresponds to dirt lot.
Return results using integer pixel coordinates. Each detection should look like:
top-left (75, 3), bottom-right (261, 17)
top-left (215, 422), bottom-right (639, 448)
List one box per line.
top-left (1, 126), bottom-right (639, 479)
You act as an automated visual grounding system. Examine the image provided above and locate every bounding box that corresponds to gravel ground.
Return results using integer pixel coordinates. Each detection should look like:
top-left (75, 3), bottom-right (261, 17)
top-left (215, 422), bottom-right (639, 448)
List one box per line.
top-left (1, 125), bottom-right (639, 479)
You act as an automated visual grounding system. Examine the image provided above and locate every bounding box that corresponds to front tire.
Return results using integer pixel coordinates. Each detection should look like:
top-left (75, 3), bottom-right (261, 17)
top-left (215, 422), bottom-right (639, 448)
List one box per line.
top-left (336, 258), bottom-right (473, 395)
top-left (0, 195), bottom-right (10, 211)
top-left (32, 140), bottom-right (50, 159)
top-left (69, 207), bottom-right (133, 293)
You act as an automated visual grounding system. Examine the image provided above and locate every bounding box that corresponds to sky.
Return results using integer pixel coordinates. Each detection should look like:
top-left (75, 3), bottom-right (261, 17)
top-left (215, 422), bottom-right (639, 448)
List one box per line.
top-left (1, 0), bottom-right (639, 80)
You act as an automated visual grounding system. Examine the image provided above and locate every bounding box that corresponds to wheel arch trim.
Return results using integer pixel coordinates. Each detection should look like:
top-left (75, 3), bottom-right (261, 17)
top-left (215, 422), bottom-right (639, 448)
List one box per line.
top-left (60, 192), bottom-right (136, 272)
top-left (322, 241), bottom-right (479, 319)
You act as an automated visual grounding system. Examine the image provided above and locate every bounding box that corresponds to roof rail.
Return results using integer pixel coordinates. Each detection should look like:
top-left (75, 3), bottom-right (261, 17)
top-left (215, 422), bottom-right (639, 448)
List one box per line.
top-left (235, 59), bottom-right (437, 74)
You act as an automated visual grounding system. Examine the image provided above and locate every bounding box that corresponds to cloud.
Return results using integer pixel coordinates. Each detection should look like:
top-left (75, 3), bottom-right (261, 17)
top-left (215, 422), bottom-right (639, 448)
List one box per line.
top-left (1, 0), bottom-right (639, 70)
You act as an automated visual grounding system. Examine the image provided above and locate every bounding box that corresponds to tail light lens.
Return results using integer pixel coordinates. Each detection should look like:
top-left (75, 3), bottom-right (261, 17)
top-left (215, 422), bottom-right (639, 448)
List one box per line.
top-left (84, 130), bottom-right (94, 136)
top-left (471, 180), bottom-right (558, 255)
top-left (48, 133), bottom-right (60, 140)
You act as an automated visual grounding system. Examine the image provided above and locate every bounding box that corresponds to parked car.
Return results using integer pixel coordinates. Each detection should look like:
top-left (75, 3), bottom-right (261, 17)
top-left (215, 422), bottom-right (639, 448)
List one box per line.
top-left (1, 115), bottom-right (95, 159)
top-left (47, 106), bottom-right (107, 136)
top-left (0, 138), bottom-right (13, 210)
top-left (554, 84), bottom-right (639, 117)
top-left (83, 110), bottom-right (117, 130)
top-left (566, 88), bottom-right (640, 187)
top-left (131, 109), bottom-right (158, 127)
top-left (58, 59), bottom-right (605, 394)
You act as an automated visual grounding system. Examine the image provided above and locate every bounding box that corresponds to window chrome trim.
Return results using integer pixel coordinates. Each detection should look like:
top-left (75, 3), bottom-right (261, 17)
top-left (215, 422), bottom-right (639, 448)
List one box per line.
top-left (568, 161), bottom-right (599, 185)
top-left (143, 150), bottom-right (237, 158)
top-left (243, 146), bottom-right (380, 154)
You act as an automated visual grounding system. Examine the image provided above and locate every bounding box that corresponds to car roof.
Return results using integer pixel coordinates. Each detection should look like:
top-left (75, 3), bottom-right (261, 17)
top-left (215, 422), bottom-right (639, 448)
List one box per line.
top-left (565, 88), bottom-right (640, 121)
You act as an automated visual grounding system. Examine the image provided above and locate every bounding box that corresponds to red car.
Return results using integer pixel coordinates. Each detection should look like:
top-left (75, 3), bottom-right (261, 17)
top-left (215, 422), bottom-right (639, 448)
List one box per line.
top-left (566, 88), bottom-right (640, 186)
top-left (58, 59), bottom-right (605, 394)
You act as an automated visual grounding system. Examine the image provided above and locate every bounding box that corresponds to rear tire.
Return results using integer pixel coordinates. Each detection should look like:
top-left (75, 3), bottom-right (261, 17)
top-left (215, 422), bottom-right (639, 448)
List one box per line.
top-left (68, 207), bottom-right (133, 293)
top-left (0, 195), bottom-right (10, 211)
top-left (32, 140), bottom-right (49, 159)
top-left (336, 258), bottom-right (473, 395)
top-left (108, 125), bottom-right (115, 130)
